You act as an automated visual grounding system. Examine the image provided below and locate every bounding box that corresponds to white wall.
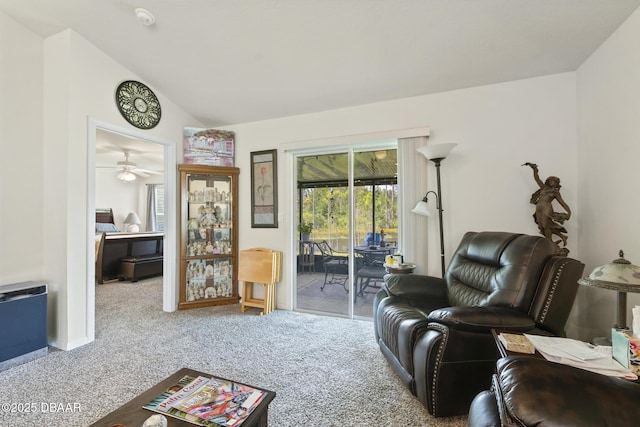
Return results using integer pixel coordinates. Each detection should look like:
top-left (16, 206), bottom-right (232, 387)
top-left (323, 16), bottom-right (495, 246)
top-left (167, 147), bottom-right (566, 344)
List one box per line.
top-left (226, 73), bottom-right (579, 317)
top-left (576, 8), bottom-right (640, 340)
top-left (9, 5), bottom-right (633, 348)
top-left (0, 11), bottom-right (44, 285)
top-left (35, 28), bottom-right (202, 350)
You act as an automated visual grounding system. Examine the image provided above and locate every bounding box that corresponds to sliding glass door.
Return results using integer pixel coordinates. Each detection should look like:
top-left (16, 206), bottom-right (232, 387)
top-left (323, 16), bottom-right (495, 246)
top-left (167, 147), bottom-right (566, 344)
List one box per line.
top-left (295, 152), bottom-right (350, 316)
top-left (294, 147), bottom-right (397, 319)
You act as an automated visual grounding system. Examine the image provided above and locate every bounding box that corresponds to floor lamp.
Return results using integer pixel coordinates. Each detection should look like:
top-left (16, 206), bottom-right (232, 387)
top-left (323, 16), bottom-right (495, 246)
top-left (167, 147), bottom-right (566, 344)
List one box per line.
top-left (411, 143), bottom-right (457, 277)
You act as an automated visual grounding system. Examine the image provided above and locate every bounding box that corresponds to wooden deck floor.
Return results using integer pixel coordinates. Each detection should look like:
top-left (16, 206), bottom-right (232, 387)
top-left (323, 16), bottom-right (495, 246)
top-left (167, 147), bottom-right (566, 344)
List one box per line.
top-left (295, 271), bottom-right (381, 318)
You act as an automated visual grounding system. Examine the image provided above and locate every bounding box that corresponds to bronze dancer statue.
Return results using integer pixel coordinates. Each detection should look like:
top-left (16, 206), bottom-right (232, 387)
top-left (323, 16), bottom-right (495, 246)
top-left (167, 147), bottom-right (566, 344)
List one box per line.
top-left (523, 162), bottom-right (571, 256)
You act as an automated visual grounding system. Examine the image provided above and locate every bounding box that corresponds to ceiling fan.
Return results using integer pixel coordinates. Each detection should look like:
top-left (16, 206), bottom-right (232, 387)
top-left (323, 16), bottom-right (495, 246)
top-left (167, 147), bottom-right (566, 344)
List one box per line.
top-left (99, 151), bottom-right (161, 182)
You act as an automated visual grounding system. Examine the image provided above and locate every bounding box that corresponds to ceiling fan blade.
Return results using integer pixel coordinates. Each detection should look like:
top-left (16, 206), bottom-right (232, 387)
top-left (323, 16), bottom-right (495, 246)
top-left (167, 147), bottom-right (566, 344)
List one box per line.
top-left (96, 168), bottom-right (120, 175)
top-left (132, 170), bottom-right (150, 177)
top-left (135, 168), bottom-right (162, 175)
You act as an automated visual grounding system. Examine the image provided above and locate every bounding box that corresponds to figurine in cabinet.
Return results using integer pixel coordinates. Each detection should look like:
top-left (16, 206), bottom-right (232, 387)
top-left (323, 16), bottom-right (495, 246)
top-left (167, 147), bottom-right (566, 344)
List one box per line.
top-left (214, 205), bottom-right (223, 222)
top-left (205, 286), bottom-right (216, 298)
top-left (205, 264), bottom-right (214, 278)
top-left (200, 207), bottom-right (216, 227)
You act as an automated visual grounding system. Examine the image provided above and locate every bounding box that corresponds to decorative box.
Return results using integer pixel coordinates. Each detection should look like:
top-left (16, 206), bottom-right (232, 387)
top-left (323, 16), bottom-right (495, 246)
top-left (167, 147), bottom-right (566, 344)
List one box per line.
top-left (611, 328), bottom-right (640, 369)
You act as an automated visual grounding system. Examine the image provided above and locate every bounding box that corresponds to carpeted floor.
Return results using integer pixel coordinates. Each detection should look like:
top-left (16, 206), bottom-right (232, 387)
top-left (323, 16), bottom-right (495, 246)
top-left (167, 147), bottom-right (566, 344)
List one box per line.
top-left (0, 277), bottom-right (467, 427)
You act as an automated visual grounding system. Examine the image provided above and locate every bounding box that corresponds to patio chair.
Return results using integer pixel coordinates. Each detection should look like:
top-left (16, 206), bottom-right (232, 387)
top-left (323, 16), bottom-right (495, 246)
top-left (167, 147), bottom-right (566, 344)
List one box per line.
top-left (354, 248), bottom-right (389, 303)
top-left (314, 240), bottom-right (349, 292)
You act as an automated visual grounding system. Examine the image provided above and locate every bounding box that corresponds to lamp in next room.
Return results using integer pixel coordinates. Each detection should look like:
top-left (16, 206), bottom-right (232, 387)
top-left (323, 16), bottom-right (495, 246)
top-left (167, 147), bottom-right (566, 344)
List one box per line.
top-left (124, 212), bottom-right (142, 232)
top-left (412, 142), bottom-right (457, 277)
top-left (578, 250), bottom-right (640, 330)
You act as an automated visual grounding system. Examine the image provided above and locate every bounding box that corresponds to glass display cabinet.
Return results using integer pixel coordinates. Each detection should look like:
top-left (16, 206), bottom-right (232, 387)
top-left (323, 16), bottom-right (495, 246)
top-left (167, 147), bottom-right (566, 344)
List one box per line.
top-left (178, 164), bottom-right (239, 309)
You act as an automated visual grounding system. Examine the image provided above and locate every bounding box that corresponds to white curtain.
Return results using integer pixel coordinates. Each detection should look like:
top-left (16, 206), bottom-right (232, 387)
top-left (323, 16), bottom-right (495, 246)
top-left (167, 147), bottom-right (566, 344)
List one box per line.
top-left (398, 136), bottom-right (429, 275)
top-left (146, 184), bottom-right (158, 232)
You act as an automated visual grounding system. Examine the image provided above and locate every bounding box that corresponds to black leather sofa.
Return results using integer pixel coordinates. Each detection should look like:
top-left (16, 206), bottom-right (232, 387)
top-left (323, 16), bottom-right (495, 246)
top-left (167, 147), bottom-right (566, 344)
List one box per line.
top-left (469, 356), bottom-right (640, 427)
top-left (373, 231), bottom-right (584, 417)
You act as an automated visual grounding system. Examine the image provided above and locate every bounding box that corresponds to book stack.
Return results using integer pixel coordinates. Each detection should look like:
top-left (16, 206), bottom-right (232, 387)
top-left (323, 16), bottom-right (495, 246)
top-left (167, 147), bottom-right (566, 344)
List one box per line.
top-left (144, 375), bottom-right (266, 426)
top-left (498, 333), bottom-right (536, 354)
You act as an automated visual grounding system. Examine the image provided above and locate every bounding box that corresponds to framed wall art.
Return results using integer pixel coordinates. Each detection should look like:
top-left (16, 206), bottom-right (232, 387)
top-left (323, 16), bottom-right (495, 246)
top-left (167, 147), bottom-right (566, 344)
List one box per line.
top-left (183, 127), bottom-right (235, 166)
top-left (250, 149), bottom-right (278, 228)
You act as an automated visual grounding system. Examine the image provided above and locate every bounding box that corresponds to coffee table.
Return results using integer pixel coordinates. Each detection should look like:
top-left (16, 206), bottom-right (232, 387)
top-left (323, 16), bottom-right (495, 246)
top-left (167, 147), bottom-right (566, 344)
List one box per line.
top-left (88, 368), bottom-right (276, 427)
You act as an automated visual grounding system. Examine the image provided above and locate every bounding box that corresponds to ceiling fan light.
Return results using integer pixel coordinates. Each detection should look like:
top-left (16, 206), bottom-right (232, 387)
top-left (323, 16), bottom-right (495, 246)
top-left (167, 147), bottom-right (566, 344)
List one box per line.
top-left (117, 171), bottom-right (136, 182)
top-left (374, 150), bottom-right (387, 160)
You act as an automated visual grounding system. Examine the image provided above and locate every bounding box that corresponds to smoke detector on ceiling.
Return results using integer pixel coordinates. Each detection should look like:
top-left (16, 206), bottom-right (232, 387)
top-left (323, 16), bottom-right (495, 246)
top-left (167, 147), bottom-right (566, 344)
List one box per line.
top-left (135, 8), bottom-right (156, 26)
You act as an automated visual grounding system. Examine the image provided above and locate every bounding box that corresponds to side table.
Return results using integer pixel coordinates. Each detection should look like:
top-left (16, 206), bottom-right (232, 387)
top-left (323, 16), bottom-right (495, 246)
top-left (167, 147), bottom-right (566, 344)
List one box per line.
top-left (383, 262), bottom-right (416, 274)
top-left (491, 329), bottom-right (544, 359)
top-left (491, 329), bottom-right (640, 383)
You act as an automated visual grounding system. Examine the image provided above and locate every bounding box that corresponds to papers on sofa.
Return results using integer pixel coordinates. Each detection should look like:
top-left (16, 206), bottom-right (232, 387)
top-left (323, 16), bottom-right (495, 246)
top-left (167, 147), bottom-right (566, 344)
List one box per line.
top-left (524, 334), bottom-right (638, 380)
top-left (633, 305), bottom-right (640, 338)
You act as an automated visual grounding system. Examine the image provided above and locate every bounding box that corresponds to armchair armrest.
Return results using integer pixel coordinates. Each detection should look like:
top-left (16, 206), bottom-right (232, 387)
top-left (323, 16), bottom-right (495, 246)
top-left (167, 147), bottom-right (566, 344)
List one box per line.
top-left (384, 274), bottom-right (449, 305)
top-left (428, 306), bottom-right (536, 333)
top-left (489, 357), bottom-right (640, 427)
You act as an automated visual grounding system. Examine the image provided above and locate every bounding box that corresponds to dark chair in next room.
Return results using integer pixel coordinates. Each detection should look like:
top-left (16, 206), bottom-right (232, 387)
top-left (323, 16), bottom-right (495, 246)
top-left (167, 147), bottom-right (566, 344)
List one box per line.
top-left (314, 240), bottom-right (349, 292)
top-left (354, 248), bottom-right (388, 303)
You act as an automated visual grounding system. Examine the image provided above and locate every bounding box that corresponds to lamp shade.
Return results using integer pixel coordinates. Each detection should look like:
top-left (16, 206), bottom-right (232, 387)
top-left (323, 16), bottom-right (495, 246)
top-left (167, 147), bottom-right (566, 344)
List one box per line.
top-left (124, 212), bottom-right (142, 232)
top-left (417, 143), bottom-right (457, 161)
top-left (411, 200), bottom-right (431, 217)
top-left (578, 251), bottom-right (640, 293)
top-left (124, 212), bottom-right (142, 225)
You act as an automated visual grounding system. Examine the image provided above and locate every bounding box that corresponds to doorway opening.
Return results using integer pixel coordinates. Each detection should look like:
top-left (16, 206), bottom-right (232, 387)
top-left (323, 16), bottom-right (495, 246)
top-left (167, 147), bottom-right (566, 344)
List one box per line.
top-left (86, 118), bottom-right (177, 343)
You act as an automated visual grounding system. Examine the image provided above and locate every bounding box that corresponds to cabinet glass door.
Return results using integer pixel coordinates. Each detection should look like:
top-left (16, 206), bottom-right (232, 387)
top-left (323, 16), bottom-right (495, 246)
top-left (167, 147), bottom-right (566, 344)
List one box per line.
top-left (179, 165), bottom-right (239, 309)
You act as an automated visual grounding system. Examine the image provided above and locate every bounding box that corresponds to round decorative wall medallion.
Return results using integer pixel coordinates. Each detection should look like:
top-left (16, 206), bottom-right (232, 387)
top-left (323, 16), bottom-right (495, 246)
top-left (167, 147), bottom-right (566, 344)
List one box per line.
top-left (115, 80), bottom-right (161, 129)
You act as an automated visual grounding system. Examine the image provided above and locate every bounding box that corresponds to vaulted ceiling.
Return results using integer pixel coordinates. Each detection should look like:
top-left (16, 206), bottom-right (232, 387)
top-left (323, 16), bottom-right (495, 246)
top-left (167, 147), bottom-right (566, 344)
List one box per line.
top-left (2, 0), bottom-right (638, 127)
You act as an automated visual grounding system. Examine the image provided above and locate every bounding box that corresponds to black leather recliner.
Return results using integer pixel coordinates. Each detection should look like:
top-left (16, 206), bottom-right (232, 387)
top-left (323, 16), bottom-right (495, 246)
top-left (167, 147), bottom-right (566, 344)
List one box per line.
top-left (373, 231), bottom-right (584, 417)
top-left (469, 356), bottom-right (640, 427)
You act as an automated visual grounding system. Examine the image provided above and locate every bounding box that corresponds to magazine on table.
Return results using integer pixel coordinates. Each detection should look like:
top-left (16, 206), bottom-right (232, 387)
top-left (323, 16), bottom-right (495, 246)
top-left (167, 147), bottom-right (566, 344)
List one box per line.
top-left (143, 375), bottom-right (220, 426)
top-left (169, 377), bottom-right (266, 426)
top-left (155, 376), bottom-right (209, 412)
